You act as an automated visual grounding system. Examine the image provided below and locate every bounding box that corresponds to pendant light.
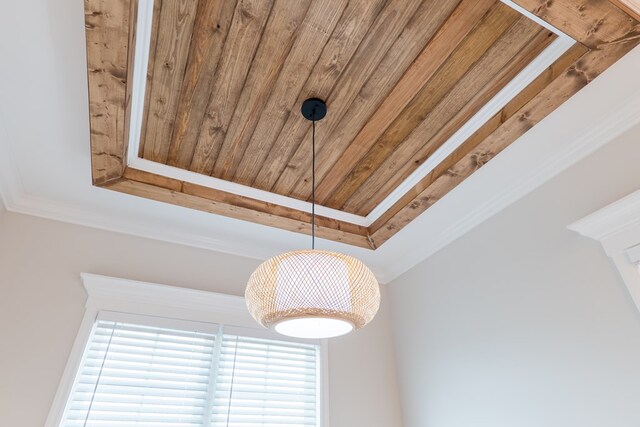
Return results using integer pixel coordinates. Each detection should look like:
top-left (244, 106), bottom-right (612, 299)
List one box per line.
top-left (245, 98), bottom-right (380, 339)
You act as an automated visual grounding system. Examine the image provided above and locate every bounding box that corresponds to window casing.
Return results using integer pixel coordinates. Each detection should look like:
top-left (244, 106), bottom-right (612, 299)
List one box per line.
top-left (46, 274), bottom-right (328, 427)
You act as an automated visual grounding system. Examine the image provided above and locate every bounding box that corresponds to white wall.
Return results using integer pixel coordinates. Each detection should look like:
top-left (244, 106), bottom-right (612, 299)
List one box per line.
top-left (0, 212), bottom-right (402, 427)
top-left (388, 122), bottom-right (640, 426)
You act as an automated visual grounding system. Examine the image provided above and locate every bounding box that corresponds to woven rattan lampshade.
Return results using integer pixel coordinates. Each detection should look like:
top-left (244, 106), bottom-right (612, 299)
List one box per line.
top-left (245, 250), bottom-right (380, 338)
top-left (245, 98), bottom-right (380, 338)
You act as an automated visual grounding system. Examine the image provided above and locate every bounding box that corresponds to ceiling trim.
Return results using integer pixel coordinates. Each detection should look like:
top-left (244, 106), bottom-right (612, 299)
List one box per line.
top-left (367, 35), bottom-right (573, 223)
top-left (380, 86), bottom-right (640, 282)
top-left (1, 190), bottom-right (272, 262)
top-left (499, 0), bottom-right (571, 38)
top-left (2, 0), bottom-right (640, 284)
top-left (125, 13), bottom-right (573, 228)
top-left (128, 157), bottom-right (370, 226)
top-left (2, 77), bottom-right (640, 284)
top-left (82, 0), bottom-right (640, 248)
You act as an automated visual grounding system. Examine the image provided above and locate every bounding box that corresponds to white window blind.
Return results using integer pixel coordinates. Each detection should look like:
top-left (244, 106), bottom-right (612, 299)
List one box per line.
top-left (60, 317), bottom-right (320, 427)
top-left (211, 335), bottom-right (318, 426)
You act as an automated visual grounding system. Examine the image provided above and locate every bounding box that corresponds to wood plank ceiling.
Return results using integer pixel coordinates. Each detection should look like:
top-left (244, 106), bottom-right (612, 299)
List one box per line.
top-left (84, 0), bottom-right (640, 249)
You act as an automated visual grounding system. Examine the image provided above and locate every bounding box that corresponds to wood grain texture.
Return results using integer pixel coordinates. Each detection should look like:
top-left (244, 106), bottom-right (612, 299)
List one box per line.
top-left (347, 27), bottom-right (556, 215)
top-left (206, 0), bottom-right (313, 182)
top-left (164, 0), bottom-right (238, 168)
top-left (368, 39), bottom-right (639, 246)
top-left (318, 2), bottom-right (523, 209)
top-left (115, 168), bottom-right (373, 249)
top-left (188, 0), bottom-right (274, 174)
top-left (513, 0), bottom-right (639, 48)
top-left (137, 0), bottom-right (162, 158)
top-left (239, 0), bottom-right (386, 188)
top-left (311, 0), bottom-right (497, 204)
top-left (215, 0), bottom-right (348, 183)
top-left (269, 0), bottom-right (430, 198)
top-left (610, 0), bottom-right (640, 21)
top-left (293, 1), bottom-right (470, 199)
top-left (288, 0), bottom-right (475, 202)
top-left (141, 0), bottom-right (199, 163)
top-left (86, 0), bottom-right (640, 248)
top-left (85, 0), bottom-right (131, 185)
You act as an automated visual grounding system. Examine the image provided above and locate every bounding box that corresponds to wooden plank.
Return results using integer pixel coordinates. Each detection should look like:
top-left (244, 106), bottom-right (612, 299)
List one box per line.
top-left (164, 0), bottom-right (238, 168)
top-left (289, 0), bottom-right (490, 203)
top-left (321, 2), bottom-right (522, 210)
top-left (122, 167), bottom-right (368, 237)
top-left (610, 0), bottom-right (640, 21)
top-left (311, 0), bottom-right (497, 205)
top-left (513, 0), bottom-right (639, 49)
top-left (286, 0), bottom-right (465, 201)
top-left (186, 0), bottom-right (274, 174)
top-left (236, 0), bottom-right (385, 188)
top-left (212, 0), bottom-right (345, 183)
top-left (347, 24), bottom-right (556, 215)
top-left (141, 0), bottom-right (199, 163)
top-left (369, 38), bottom-right (639, 247)
top-left (114, 169), bottom-right (373, 249)
top-left (137, 0), bottom-right (162, 157)
top-left (85, 0), bottom-right (131, 185)
top-left (86, 0), bottom-right (640, 248)
top-left (368, 44), bottom-right (588, 236)
top-left (268, 0), bottom-right (429, 198)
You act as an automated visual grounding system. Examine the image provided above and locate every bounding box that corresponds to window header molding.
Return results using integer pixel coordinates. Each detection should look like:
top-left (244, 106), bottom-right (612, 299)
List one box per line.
top-left (47, 274), bottom-right (329, 427)
top-left (82, 273), bottom-right (248, 318)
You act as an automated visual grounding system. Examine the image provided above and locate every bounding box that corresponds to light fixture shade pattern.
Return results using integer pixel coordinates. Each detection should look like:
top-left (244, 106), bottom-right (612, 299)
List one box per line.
top-left (245, 250), bottom-right (380, 330)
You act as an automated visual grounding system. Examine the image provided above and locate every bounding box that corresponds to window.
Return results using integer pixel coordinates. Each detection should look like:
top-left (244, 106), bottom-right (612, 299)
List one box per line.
top-left (61, 314), bottom-right (320, 427)
top-left (47, 274), bottom-right (327, 427)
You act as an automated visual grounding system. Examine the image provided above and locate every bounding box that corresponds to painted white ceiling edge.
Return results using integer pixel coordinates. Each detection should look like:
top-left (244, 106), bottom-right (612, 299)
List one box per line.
top-left (1, 0), bottom-right (640, 284)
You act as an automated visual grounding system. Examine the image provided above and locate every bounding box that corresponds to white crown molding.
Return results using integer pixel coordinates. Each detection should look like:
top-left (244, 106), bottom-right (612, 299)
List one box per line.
top-left (568, 189), bottom-right (640, 245)
top-left (568, 190), bottom-right (640, 316)
top-left (3, 192), bottom-right (273, 261)
top-left (379, 82), bottom-right (640, 283)
top-left (2, 68), bottom-right (640, 285)
top-left (2, 5), bottom-right (640, 286)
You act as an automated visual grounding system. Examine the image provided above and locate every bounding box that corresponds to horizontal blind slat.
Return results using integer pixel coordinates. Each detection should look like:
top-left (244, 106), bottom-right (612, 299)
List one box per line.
top-left (61, 321), bottom-right (217, 426)
top-left (213, 334), bottom-right (318, 426)
top-left (61, 319), bottom-right (320, 427)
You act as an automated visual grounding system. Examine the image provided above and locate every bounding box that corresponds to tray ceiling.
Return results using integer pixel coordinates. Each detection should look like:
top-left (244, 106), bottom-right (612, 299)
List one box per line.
top-left (84, 0), bottom-right (640, 249)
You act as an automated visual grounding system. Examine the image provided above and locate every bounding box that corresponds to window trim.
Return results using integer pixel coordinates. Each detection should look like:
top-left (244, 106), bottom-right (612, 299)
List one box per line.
top-left (46, 273), bottom-right (330, 427)
top-left (568, 188), bottom-right (640, 312)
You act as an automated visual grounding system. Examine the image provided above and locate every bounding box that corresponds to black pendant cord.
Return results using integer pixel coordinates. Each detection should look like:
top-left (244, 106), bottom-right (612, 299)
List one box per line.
top-left (311, 116), bottom-right (316, 250)
top-left (301, 98), bottom-right (326, 251)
